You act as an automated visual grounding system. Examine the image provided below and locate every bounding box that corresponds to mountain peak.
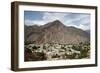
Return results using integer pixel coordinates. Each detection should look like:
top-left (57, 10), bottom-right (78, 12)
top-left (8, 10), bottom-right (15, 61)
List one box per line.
top-left (42, 20), bottom-right (64, 29)
top-left (52, 20), bottom-right (63, 25)
top-left (53, 20), bottom-right (62, 23)
top-left (47, 20), bottom-right (65, 28)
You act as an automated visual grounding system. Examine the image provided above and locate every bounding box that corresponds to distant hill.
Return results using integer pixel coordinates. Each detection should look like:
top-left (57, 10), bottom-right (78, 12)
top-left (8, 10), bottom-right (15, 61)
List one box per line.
top-left (24, 20), bottom-right (90, 44)
top-left (85, 30), bottom-right (90, 35)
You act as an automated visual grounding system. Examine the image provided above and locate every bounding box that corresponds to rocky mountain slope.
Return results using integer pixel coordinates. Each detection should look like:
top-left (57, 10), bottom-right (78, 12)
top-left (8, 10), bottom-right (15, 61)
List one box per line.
top-left (24, 20), bottom-right (90, 44)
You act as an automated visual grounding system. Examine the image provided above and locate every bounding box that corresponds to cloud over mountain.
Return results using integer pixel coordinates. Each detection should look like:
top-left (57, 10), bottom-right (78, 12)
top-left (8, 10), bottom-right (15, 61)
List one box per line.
top-left (24, 11), bottom-right (90, 30)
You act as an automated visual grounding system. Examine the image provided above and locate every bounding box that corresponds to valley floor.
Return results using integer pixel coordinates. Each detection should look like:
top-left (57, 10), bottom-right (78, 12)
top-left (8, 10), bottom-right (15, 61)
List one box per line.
top-left (24, 42), bottom-right (90, 61)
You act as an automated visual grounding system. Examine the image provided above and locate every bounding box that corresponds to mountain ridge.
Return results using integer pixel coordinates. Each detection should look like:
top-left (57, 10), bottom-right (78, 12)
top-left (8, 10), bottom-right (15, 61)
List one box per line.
top-left (25, 20), bottom-right (90, 44)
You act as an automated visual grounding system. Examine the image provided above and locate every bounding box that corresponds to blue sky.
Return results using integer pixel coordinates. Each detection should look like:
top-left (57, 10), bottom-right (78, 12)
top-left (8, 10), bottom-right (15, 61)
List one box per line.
top-left (24, 11), bottom-right (90, 30)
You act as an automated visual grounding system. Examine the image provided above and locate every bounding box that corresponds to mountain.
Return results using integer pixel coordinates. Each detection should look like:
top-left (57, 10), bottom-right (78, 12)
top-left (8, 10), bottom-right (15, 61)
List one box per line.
top-left (85, 30), bottom-right (90, 35)
top-left (25, 20), bottom-right (90, 44)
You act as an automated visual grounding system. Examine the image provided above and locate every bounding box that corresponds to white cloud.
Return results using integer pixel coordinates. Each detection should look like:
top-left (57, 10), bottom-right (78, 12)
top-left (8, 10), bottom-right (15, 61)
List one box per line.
top-left (67, 23), bottom-right (90, 30)
top-left (25, 12), bottom-right (67, 26)
top-left (25, 12), bottom-right (90, 30)
top-left (42, 12), bottom-right (67, 22)
top-left (25, 19), bottom-right (47, 26)
top-left (78, 24), bottom-right (90, 30)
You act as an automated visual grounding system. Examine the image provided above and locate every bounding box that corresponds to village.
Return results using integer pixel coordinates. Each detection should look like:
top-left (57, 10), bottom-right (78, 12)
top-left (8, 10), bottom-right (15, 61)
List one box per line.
top-left (25, 42), bottom-right (90, 61)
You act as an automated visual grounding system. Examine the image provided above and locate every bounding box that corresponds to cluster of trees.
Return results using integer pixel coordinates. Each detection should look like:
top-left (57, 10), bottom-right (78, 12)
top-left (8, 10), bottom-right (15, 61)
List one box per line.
top-left (24, 48), bottom-right (47, 61)
top-left (59, 42), bottom-right (90, 59)
top-left (72, 42), bottom-right (90, 59)
top-left (24, 41), bottom-right (36, 45)
top-left (24, 42), bottom-right (47, 61)
top-left (24, 41), bottom-right (90, 61)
